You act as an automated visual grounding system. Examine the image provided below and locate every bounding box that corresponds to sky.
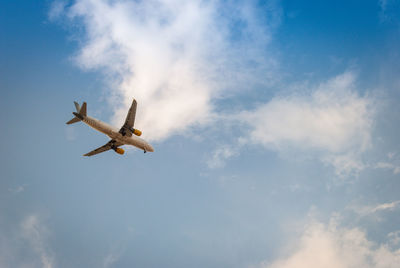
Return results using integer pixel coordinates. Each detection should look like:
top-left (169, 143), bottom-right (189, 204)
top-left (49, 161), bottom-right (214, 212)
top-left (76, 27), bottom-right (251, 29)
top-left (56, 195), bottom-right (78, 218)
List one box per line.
top-left (1, 0), bottom-right (400, 267)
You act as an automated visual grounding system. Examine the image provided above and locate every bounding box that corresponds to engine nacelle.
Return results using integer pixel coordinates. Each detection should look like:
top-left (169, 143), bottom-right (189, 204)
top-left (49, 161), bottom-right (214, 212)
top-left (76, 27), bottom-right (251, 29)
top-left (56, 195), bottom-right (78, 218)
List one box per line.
top-left (115, 148), bottom-right (125, 155)
top-left (132, 128), bottom-right (142, 136)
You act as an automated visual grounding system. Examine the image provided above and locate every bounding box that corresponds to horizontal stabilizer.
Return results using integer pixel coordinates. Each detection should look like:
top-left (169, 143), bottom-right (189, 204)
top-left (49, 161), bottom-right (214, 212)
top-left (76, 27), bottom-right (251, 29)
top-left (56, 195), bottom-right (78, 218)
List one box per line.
top-left (66, 117), bottom-right (81, 124)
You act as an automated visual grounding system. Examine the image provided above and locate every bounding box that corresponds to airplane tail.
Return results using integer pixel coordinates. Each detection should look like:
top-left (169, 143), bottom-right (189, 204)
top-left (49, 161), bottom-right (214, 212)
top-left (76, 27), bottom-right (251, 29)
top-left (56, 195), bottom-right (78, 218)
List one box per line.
top-left (66, 101), bottom-right (87, 124)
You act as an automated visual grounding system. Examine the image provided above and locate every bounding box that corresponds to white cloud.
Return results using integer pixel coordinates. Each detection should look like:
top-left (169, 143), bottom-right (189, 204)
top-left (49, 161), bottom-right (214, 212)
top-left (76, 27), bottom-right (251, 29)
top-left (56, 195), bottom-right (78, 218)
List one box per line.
top-left (58, 0), bottom-right (279, 141)
top-left (259, 220), bottom-right (400, 268)
top-left (240, 72), bottom-right (374, 175)
top-left (242, 72), bottom-right (372, 153)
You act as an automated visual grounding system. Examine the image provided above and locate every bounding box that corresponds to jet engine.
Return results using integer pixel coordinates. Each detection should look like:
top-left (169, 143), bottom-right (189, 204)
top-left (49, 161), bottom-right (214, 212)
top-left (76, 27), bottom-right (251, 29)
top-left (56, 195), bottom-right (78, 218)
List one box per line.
top-left (130, 128), bottom-right (142, 136)
top-left (114, 148), bottom-right (125, 155)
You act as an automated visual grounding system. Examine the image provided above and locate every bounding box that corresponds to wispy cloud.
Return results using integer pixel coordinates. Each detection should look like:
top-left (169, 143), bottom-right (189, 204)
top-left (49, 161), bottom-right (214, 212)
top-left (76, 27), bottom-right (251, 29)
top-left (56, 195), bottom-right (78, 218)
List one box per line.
top-left (48, 0), bottom-right (68, 21)
top-left (370, 152), bottom-right (400, 174)
top-left (378, 0), bottom-right (400, 23)
top-left (103, 252), bottom-right (121, 268)
top-left (21, 215), bottom-right (55, 268)
top-left (375, 162), bottom-right (400, 174)
top-left (349, 200), bottom-right (400, 217)
top-left (379, 0), bottom-right (391, 22)
top-left (374, 154), bottom-right (400, 174)
top-left (55, 0), bottom-right (280, 141)
top-left (323, 153), bottom-right (367, 177)
top-left (8, 184), bottom-right (28, 194)
top-left (0, 214), bottom-right (54, 268)
top-left (207, 144), bottom-right (239, 169)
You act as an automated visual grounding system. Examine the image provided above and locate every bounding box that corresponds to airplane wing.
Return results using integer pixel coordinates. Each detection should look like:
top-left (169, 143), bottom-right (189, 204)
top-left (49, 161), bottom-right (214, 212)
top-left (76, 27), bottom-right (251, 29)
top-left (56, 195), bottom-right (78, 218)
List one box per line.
top-left (119, 99), bottom-right (137, 137)
top-left (83, 140), bottom-right (123, 157)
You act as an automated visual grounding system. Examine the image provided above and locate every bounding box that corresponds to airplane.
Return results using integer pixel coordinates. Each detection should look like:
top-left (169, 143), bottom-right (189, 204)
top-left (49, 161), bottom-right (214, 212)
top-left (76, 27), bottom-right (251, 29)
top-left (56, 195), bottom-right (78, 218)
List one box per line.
top-left (66, 99), bottom-right (154, 156)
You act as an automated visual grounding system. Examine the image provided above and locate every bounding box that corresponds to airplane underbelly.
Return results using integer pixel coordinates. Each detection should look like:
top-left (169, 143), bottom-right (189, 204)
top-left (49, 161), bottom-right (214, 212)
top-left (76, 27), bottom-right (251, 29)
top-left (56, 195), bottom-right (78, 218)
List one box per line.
top-left (117, 136), bottom-right (145, 150)
top-left (83, 117), bottom-right (152, 152)
top-left (124, 137), bottom-right (154, 152)
top-left (96, 126), bottom-right (113, 136)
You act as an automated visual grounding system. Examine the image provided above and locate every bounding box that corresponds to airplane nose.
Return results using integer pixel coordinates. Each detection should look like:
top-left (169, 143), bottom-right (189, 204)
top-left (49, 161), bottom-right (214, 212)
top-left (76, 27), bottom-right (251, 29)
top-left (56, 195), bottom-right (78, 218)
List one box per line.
top-left (146, 144), bottom-right (154, 152)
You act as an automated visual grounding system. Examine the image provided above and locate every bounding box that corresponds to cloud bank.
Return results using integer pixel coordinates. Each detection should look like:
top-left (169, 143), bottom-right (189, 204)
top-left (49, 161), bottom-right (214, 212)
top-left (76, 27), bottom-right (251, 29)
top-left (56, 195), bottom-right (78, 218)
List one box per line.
top-left (55, 0), bottom-right (279, 141)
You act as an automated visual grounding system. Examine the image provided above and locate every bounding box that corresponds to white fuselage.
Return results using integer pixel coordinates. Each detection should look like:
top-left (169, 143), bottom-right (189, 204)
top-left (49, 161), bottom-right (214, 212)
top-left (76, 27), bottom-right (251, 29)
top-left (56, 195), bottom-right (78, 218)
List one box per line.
top-left (82, 116), bottom-right (154, 152)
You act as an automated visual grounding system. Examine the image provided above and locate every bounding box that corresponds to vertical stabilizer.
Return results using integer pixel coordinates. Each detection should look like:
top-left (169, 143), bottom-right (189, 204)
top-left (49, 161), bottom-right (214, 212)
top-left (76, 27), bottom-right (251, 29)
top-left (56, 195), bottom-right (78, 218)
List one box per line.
top-left (74, 101), bottom-right (81, 113)
top-left (80, 102), bottom-right (87, 117)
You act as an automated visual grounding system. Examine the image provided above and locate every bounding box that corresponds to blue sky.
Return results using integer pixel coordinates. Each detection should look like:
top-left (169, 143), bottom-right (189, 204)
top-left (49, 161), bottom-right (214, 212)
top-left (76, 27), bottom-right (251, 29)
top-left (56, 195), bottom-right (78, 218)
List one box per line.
top-left (1, 0), bottom-right (400, 267)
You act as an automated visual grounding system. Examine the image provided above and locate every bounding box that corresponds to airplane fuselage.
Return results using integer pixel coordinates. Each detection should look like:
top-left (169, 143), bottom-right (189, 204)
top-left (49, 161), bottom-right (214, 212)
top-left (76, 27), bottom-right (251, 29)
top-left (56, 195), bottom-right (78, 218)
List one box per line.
top-left (82, 115), bottom-right (154, 152)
